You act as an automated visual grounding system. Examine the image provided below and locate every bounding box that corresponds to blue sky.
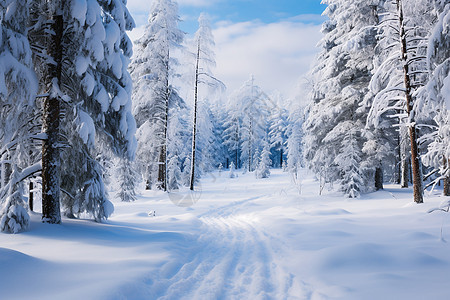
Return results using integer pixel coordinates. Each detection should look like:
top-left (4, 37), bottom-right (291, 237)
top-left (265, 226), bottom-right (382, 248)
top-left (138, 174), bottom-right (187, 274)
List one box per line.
top-left (177, 0), bottom-right (326, 33)
top-left (127, 0), bottom-right (326, 99)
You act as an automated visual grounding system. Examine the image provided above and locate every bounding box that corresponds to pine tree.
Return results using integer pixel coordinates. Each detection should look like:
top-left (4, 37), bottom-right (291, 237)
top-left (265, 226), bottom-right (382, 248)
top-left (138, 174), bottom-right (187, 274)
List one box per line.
top-left (117, 157), bottom-right (137, 202)
top-left (167, 90), bottom-right (189, 190)
top-left (130, 0), bottom-right (183, 191)
top-left (230, 76), bottom-right (270, 172)
top-left (0, 0), bottom-right (39, 232)
top-left (229, 161), bottom-right (236, 178)
top-left (268, 93), bottom-right (288, 168)
top-left (417, 2), bottom-right (450, 196)
top-left (28, 0), bottom-right (135, 221)
top-left (255, 138), bottom-right (271, 179)
top-left (368, 0), bottom-right (433, 203)
top-left (304, 0), bottom-right (379, 195)
top-left (286, 102), bottom-right (305, 178)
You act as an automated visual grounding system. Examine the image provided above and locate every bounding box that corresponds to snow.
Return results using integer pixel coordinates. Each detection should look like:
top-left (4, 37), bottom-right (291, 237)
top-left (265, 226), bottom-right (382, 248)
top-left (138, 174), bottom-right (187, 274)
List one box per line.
top-left (76, 109), bottom-right (96, 146)
top-left (443, 73), bottom-right (450, 110)
top-left (1, 169), bottom-right (450, 299)
top-left (75, 55), bottom-right (89, 76)
top-left (96, 86), bottom-right (110, 113)
top-left (71, 0), bottom-right (87, 25)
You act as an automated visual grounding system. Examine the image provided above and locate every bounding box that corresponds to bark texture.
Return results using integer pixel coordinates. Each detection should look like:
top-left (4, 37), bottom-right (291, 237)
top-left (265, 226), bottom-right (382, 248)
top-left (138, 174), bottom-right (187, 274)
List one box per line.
top-left (42, 13), bottom-right (63, 223)
top-left (397, 0), bottom-right (423, 203)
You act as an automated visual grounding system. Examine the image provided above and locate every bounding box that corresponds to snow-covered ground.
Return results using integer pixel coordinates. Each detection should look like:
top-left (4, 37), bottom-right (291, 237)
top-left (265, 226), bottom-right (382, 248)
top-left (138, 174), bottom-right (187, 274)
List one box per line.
top-left (1, 169), bottom-right (450, 300)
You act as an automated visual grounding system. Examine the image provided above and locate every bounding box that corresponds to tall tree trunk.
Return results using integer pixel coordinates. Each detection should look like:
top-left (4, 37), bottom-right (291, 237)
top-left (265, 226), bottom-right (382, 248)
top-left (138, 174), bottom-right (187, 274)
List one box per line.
top-left (42, 12), bottom-right (63, 223)
top-left (190, 41), bottom-right (200, 191)
top-left (1, 154), bottom-right (11, 189)
top-left (158, 46), bottom-right (171, 192)
top-left (375, 166), bottom-right (383, 191)
top-left (396, 135), bottom-right (401, 184)
top-left (158, 140), bottom-right (167, 191)
top-left (248, 118), bottom-right (253, 172)
top-left (235, 125), bottom-right (239, 169)
top-left (443, 156), bottom-right (450, 197)
top-left (401, 151), bottom-right (409, 188)
top-left (397, 0), bottom-right (423, 203)
top-left (280, 149), bottom-right (283, 168)
top-left (400, 127), bottom-right (409, 188)
top-left (29, 180), bottom-right (34, 212)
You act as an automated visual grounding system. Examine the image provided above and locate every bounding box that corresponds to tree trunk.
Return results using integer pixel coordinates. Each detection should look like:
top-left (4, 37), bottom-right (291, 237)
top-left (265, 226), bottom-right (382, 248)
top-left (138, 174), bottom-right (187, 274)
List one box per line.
top-left (396, 135), bottom-right (401, 184)
top-left (190, 41), bottom-right (200, 191)
top-left (375, 167), bottom-right (383, 191)
top-left (42, 13), bottom-right (63, 223)
top-left (1, 154), bottom-right (11, 189)
top-left (280, 149), bottom-right (283, 168)
top-left (397, 0), bottom-right (423, 203)
top-left (401, 151), bottom-right (409, 188)
top-left (29, 180), bottom-right (34, 212)
top-left (443, 157), bottom-right (450, 197)
top-left (158, 144), bottom-right (167, 191)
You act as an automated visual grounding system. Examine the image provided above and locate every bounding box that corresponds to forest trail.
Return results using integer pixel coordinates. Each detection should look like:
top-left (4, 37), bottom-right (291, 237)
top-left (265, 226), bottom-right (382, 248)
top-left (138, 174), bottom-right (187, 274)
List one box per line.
top-left (144, 189), bottom-right (314, 300)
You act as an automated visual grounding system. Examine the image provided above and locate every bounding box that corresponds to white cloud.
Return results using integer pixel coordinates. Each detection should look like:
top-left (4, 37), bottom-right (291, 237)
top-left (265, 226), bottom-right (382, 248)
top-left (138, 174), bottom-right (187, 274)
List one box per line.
top-left (177, 0), bottom-right (222, 7)
top-left (212, 17), bottom-right (322, 99)
top-left (127, 0), bottom-right (221, 11)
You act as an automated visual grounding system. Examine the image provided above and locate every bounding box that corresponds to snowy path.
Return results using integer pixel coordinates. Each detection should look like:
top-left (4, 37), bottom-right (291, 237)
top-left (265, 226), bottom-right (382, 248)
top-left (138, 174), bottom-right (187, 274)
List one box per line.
top-left (145, 196), bottom-right (303, 300)
top-left (1, 169), bottom-right (450, 300)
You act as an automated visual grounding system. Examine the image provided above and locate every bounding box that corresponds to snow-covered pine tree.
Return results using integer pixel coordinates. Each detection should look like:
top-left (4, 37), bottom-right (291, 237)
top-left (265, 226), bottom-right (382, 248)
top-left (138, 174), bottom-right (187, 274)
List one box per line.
top-left (28, 0), bottom-right (136, 221)
top-left (268, 92), bottom-right (288, 168)
top-left (229, 161), bottom-right (236, 178)
top-left (0, 0), bottom-right (38, 232)
top-left (304, 0), bottom-right (379, 196)
top-left (66, 0), bottom-right (134, 220)
top-left (417, 2), bottom-right (450, 196)
top-left (255, 137), bottom-right (271, 179)
top-left (286, 101), bottom-right (305, 179)
top-left (116, 157), bottom-right (137, 202)
top-left (231, 76), bottom-right (270, 172)
top-left (223, 112), bottom-right (241, 169)
top-left (331, 122), bottom-right (365, 198)
top-left (130, 0), bottom-right (184, 192)
top-left (368, 0), bottom-right (434, 203)
top-left (209, 101), bottom-right (230, 168)
top-left (167, 89), bottom-right (189, 190)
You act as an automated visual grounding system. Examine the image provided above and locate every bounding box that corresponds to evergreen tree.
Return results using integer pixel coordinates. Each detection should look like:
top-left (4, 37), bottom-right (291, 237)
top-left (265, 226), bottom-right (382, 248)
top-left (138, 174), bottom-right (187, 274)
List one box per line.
top-left (255, 138), bottom-right (271, 179)
top-left (304, 0), bottom-right (379, 196)
top-left (230, 76), bottom-right (270, 172)
top-left (286, 102), bottom-right (305, 178)
top-left (368, 0), bottom-right (433, 203)
top-left (130, 0), bottom-right (183, 191)
top-left (0, 0), bottom-right (38, 232)
top-left (116, 157), bottom-right (137, 202)
top-left (417, 2), bottom-right (450, 195)
top-left (28, 0), bottom-right (135, 221)
top-left (268, 92), bottom-right (288, 168)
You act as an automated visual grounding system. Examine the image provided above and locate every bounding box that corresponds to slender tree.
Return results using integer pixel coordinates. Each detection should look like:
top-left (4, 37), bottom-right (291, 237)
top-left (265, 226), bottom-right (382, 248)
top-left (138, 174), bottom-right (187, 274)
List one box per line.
top-left (130, 0), bottom-right (183, 191)
top-left (189, 13), bottom-right (222, 190)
